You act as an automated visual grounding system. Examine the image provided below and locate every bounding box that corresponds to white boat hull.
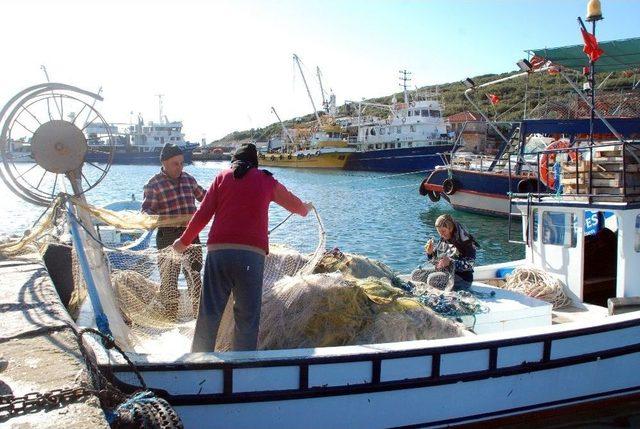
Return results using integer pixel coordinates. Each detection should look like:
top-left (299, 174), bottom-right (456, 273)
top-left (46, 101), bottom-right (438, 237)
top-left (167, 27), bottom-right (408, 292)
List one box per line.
top-left (106, 312), bottom-right (640, 428)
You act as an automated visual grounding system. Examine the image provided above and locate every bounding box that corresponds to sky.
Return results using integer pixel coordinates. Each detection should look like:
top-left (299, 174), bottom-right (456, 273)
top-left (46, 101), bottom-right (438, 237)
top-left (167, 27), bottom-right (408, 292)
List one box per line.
top-left (1, 0), bottom-right (638, 143)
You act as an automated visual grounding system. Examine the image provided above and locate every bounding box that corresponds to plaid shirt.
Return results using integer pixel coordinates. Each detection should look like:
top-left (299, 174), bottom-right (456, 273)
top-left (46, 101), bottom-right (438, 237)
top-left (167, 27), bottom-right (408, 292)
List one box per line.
top-left (142, 170), bottom-right (206, 216)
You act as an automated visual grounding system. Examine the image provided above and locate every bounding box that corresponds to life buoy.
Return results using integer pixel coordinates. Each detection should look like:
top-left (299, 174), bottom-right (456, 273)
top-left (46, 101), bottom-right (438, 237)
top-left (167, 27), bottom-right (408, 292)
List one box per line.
top-left (539, 139), bottom-right (579, 190)
top-left (442, 178), bottom-right (460, 195)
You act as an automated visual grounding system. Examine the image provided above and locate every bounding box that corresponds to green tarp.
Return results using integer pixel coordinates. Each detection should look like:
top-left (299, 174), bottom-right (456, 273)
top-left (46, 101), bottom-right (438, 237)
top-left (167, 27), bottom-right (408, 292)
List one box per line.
top-left (528, 37), bottom-right (640, 72)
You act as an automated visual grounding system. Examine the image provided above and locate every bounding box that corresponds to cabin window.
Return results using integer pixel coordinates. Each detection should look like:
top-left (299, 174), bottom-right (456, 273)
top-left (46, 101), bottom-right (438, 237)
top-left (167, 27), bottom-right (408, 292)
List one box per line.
top-left (636, 215), bottom-right (640, 252)
top-left (408, 111), bottom-right (413, 117)
top-left (542, 211), bottom-right (577, 247)
top-left (421, 110), bottom-right (428, 117)
top-left (390, 143), bottom-right (395, 149)
top-left (376, 144), bottom-right (381, 149)
top-left (367, 144), bottom-right (373, 150)
top-left (384, 143), bottom-right (389, 149)
top-left (371, 128), bottom-right (376, 136)
top-left (408, 142), bottom-right (413, 147)
top-left (430, 110), bottom-right (441, 118)
top-left (414, 110), bottom-right (420, 116)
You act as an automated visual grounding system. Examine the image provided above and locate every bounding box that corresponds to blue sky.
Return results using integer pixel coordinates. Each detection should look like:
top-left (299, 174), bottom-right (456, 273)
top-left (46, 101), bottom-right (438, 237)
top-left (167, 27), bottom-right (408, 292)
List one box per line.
top-left (0, 0), bottom-right (638, 141)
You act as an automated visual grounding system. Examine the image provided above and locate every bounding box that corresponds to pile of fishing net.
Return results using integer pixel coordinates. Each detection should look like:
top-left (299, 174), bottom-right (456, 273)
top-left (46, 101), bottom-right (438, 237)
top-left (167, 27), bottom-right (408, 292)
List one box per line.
top-left (214, 249), bottom-right (467, 351)
top-left (503, 266), bottom-right (572, 309)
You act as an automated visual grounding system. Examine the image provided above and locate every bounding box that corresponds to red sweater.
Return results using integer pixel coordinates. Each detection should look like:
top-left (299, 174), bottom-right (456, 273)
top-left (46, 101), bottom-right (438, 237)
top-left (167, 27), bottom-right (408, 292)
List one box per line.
top-left (179, 168), bottom-right (308, 253)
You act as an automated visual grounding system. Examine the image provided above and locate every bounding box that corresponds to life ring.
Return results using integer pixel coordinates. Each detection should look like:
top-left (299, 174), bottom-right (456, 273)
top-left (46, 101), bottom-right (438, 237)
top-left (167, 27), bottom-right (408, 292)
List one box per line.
top-left (539, 139), bottom-right (579, 190)
top-left (442, 178), bottom-right (459, 195)
top-left (517, 178), bottom-right (538, 194)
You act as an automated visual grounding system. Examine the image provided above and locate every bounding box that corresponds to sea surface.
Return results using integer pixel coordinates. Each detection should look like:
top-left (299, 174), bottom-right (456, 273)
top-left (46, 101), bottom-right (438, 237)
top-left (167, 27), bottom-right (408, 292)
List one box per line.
top-left (0, 161), bottom-right (524, 273)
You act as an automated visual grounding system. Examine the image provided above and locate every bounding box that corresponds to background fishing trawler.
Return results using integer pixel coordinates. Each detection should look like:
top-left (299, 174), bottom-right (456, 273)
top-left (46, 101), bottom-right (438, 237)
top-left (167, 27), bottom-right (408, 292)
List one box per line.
top-left (259, 54), bottom-right (357, 169)
top-left (419, 36), bottom-right (640, 217)
top-left (85, 96), bottom-right (198, 165)
top-left (343, 72), bottom-right (455, 173)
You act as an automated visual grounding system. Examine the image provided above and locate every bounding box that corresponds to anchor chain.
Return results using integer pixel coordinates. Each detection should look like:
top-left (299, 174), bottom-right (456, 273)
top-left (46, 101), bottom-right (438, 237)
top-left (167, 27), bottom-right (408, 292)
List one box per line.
top-left (0, 386), bottom-right (95, 418)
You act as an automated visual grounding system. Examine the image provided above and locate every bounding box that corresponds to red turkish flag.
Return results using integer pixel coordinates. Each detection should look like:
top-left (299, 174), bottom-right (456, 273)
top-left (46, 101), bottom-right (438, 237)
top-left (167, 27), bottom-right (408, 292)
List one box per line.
top-left (581, 28), bottom-right (604, 62)
top-left (487, 94), bottom-right (500, 105)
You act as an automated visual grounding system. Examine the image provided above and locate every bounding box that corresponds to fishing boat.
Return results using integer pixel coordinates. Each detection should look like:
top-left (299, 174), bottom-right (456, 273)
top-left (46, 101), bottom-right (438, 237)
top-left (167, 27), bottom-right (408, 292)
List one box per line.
top-left (260, 55), bottom-right (356, 170)
top-left (419, 36), bottom-right (640, 216)
top-left (67, 107), bottom-right (637, 427)
top-left (344, 73), bottom-right (455, 173)
top-left (259, 123), bottom-right (354, 169)
top-left (84, 96), bottom-right (198, 165)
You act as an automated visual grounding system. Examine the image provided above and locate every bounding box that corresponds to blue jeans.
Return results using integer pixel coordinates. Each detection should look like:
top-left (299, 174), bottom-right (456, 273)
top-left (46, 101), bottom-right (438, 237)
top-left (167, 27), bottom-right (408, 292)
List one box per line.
top-left (191, 249), bottom-right (265, 352)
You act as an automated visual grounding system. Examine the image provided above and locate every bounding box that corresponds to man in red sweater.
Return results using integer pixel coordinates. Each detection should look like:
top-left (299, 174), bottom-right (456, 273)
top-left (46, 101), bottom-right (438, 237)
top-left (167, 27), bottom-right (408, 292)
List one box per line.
top-left (173, 143), bottom-right (312, 352)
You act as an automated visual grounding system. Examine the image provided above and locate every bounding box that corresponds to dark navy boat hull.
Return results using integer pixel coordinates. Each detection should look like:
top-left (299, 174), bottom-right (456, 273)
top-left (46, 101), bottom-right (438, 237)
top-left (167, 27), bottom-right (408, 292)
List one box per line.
top-left (345, 144), bottom-right (453, 173)
top-left (85, 148), bottom-right (195, 165)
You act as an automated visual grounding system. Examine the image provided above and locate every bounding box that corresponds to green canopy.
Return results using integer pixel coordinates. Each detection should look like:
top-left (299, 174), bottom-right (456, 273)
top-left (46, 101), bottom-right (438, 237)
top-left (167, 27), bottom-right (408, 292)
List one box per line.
top-left (527, 37), bottom-right (640, 72)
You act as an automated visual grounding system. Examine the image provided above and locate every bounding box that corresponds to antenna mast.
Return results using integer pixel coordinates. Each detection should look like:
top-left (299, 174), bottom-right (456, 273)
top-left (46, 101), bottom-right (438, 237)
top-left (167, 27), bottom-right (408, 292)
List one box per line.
top-left (156, 94), bottom-right (164, 123)
top-left (293, 54), bottom-right (322, 127)
top-left (399, 70), bottom-right (412, 104)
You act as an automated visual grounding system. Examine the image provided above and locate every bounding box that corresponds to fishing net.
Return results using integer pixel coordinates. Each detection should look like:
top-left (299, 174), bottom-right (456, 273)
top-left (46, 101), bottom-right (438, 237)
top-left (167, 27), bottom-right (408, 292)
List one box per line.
top-left (503, 266), bottom-right (573, 309)
top-left (8, 194), bottom-right (470, 353)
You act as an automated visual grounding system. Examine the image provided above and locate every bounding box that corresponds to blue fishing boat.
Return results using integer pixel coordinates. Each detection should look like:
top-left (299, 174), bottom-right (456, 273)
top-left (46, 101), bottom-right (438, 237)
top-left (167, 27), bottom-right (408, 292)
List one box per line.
top-left (419, 35), bottom-right (640, 216)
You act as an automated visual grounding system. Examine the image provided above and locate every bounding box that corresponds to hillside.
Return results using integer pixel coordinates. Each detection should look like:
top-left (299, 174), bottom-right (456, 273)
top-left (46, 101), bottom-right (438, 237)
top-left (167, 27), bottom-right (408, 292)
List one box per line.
top-left (211, 69), bottom-right (637, 146)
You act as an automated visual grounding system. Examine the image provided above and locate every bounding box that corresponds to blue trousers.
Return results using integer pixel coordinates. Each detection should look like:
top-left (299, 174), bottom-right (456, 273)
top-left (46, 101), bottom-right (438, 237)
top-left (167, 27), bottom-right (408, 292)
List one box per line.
top-left (191, 249), bottom-right (265, 352)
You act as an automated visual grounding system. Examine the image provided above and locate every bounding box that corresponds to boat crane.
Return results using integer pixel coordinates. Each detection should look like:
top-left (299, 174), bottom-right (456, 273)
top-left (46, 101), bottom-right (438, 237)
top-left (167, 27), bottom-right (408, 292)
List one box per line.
top-left (292, 54), bottom-right (322, 128)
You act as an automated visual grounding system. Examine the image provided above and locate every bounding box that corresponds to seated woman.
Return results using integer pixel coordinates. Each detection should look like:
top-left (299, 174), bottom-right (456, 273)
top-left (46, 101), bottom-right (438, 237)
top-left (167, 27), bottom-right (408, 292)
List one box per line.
top-left (411, 214), bottom-right (478, 291)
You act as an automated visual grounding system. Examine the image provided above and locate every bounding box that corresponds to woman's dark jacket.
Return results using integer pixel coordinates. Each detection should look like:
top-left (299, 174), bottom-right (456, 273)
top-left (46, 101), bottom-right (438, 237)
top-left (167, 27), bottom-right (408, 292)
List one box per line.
top-left (427, 221), bottom-right (478, 282)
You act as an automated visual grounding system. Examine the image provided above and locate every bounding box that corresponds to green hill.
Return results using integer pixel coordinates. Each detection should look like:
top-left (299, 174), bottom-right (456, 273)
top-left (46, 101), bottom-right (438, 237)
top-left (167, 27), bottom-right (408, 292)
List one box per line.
top-left (211, 69), bottom-right (637, 146)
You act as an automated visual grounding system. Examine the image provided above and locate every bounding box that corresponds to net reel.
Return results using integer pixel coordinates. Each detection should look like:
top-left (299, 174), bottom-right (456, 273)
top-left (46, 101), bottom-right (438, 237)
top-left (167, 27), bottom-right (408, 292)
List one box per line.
top-left (0, 83), bottom-right (115, 205)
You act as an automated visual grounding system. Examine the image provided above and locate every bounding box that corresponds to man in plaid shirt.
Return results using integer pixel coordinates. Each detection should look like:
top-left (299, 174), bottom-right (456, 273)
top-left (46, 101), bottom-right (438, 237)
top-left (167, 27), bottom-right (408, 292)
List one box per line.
top-left (143, 143), bottom-right (206, 320)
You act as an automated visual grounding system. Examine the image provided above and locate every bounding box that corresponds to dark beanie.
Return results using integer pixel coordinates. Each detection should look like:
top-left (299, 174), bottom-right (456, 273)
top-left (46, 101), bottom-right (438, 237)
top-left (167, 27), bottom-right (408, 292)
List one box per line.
top-left (160, 143), bottom-right (183, 161)
top-left (231, 143), bottom-right (259, 178)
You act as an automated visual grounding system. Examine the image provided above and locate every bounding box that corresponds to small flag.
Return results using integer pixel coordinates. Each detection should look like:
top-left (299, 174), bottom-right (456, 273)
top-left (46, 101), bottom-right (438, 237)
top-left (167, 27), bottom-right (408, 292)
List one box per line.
top-left (487, 94), bottom-right (500, 105)
top-left (581, 28), bottom-right (604, 62)
top-left (529, 55), bottom-right (547, 70)
top-left (582, 66), bottom-right (590, 75)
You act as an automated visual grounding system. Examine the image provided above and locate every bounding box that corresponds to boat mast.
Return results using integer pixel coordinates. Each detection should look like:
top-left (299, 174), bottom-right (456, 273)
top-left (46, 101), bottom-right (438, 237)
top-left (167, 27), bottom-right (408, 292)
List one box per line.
top-left (293, 54), bottom-right (322, 127)
top-left (399, 70), bottom-right (411, 104)
top-left (271, 106), bottom-right (296, 148)
top-left (317, 66), bottom-right (328, 112)
top-left (156, 94), bottom-right (164, 124)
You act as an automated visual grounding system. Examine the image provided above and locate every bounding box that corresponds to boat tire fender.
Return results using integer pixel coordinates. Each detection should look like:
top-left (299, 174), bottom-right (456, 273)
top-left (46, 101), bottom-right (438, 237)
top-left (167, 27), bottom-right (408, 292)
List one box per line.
top-left (427, 190), bottom-right (441, 202)
top-left (517, 178), bottom-right (538, 194)
top-left (442, 178), bottom-right (459, 195)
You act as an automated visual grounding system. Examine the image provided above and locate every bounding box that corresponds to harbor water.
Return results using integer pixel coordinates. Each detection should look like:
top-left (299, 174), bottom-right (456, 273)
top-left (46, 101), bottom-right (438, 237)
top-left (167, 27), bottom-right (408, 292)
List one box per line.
top-left (0, 161), bottom-right (523, 273)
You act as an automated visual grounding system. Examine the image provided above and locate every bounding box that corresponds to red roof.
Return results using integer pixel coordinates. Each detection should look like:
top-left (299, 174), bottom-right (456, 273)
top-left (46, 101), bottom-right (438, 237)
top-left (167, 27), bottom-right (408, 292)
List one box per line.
top-left (447, 111), bottom-right (482, 123)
